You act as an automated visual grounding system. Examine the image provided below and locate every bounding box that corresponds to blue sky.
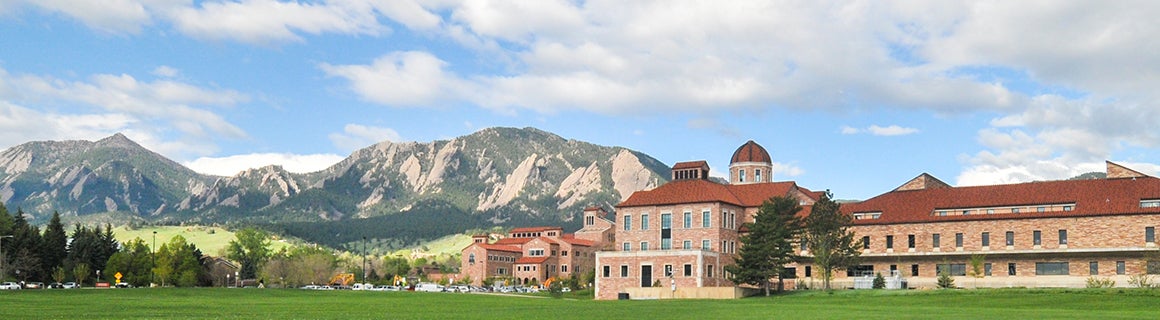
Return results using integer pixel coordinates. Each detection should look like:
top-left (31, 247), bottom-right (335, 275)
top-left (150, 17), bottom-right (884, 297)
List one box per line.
top-left (2, 1), bottom-right (1159, 200)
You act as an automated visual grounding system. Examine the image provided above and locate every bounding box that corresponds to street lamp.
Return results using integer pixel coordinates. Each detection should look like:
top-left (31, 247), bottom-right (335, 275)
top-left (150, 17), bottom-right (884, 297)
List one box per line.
top-left (97, 270), bottom-right (102, 283)
top-left (235, 271), bottom-right (239, 288)
top-left (225, 274), bottom-right (230, 288)
top-left (362, 236), bottom-right (368, 284)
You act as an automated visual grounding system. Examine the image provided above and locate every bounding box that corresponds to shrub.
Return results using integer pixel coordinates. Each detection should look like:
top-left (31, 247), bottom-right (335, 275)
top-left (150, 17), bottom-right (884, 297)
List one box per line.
top-left (937, 271), bottom-right (955, 289)
top-left (1128, 274), bottom-right (1156, 288)
top-left (1085, 276), bottom-right (1116, 288)
top-left (872, 272), bottom-right (886, 289)
top-left (548, 281), bottom-right (564, 298)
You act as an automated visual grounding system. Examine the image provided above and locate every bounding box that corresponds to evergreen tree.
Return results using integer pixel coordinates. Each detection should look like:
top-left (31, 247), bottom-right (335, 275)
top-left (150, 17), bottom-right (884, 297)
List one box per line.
top-left (40, 211), bottom-right (68, 278)
top-left (803, 191), bottom-right (862, 290)
top-left (105, 238), bottom-right (153, 287)
top-left (727, 196), bottom-right (804, 296)
top-left (10, 209), bottom-right (43, 281)
top-left (0, 204), bottom-right (13, 279)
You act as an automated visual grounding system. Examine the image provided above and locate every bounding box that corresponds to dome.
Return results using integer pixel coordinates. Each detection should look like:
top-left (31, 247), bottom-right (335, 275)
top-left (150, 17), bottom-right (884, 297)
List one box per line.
top-left (730, 140), bottom-right (771, 164)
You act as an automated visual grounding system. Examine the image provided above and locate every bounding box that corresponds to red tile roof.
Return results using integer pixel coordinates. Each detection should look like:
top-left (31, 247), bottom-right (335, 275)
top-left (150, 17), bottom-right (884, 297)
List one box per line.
top-left (731, 140), bottom-right (771, 164)
top-left (617, 179), bottom-right (802, 208)
top-left (843, 176), bottom-right (1160, 225)
top-left (559, 237), bottom-right (594, 247)
top-left (515, 256), bottom-right (550, 264)
top-left (673, 161), bottom-right (709, 170)
top-left (477, 244), bottom-right (522, 253)
top-left (493, 237), bottom-right (533, 245)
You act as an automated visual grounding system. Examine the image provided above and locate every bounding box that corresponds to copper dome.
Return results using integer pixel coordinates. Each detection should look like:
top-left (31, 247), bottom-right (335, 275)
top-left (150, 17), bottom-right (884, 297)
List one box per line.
top-left (730, 140), bottom-right (771, 164)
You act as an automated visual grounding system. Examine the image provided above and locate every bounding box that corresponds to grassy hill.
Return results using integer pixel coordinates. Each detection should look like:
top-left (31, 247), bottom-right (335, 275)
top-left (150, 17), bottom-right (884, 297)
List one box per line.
top-left (112, 226), bottom-right (294, 256)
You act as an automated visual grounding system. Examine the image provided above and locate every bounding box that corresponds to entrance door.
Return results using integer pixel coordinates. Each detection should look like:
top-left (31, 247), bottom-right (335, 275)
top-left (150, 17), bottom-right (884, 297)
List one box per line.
top-left (640, 265), bottom-right (652, 287)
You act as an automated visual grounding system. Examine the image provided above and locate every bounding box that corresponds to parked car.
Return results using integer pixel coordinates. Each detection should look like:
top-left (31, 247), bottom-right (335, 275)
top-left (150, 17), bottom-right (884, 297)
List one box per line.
top-left (0, 282), bottom-right (20, 290)
top-left (414, 283), bottom-right (444, 292)
top-left (25, 282), bottom-right (44, 289)
top-left (114, 282), bottom-right (132, 288)
top-left (48, 282), bottom-right (65, 289)
top-left (62, 282), bottom-right (79, 289)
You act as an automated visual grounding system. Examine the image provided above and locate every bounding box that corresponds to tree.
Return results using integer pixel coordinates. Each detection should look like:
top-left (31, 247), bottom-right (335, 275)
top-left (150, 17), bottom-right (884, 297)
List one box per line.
top-left (967, 254), bottom-right (986, 288)
top-left (40, 212), bottom-right (68, 278)
top-left (105, 238), bottom-right (153, 287)
top-left (73, 263), bottom-right (90, 286)
top-left (226, 228), bottom-right (272, 279)
top-left (937, 270), bottom-right (955, 289)
top-left (872, 272), bottom-right (886, 289)
top-left (803, 191), bottom-right (861, 290)
top-left (52, 266), bottom-right (66, 283)
top-left (726, 196), bottom-right (803, 296)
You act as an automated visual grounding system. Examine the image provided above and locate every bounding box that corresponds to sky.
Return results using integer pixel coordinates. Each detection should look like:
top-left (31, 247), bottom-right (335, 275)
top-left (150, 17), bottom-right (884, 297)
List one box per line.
top-left (2, 1), bottom-right (1159, 200)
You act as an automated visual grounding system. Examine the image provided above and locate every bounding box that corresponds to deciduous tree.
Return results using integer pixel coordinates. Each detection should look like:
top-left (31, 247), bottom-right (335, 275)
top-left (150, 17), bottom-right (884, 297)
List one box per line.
top-left (803, 191), bottom-right (861, 290)
top-left (227, 228), bottom-right (272, 279)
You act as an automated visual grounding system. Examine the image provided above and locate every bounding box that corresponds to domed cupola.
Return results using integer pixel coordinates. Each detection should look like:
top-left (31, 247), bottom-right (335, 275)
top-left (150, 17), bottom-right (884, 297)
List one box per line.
top-left (729, 140), bottom-right (773, 184)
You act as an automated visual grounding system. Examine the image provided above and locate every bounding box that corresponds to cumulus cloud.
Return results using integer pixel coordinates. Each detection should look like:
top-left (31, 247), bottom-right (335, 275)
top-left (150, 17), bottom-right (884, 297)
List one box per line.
top-left (152, 65), bottom-right (180, 78)
top-left (320, 51), bottom-right (467, 107)
top-left (328, 124), bottom-right (404, 152)
top-left (184, 153), bottom-right (345, 176)
top-left (168, 0), bottom-right (385, 44)
top-left (840, 125), bottom-right (919, 136)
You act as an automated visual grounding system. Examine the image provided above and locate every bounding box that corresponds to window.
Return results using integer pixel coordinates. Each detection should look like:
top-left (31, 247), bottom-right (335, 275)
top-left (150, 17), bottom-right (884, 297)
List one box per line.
top-left (551, 250), bottom-right (557, 256)
top-left (911, 264), bottom-right (919, 277)
top-left (782, 267), bottom-right (797, 279)
top-left (562, 265), bottom-right (568, 273)
top-left (1033, 230), bottom-right (1042, 246)
top-left (603, 266), bottom-right (610, 277)
top-left (936, 264), bottom-right (967, 276)
top-left (1142, 200), bottom-right (1160, 208)
top-left (707, 265), bottom-right (714, 278)
top-left (661, 213), bottom-right (672, 229)
top-left (1037, 206), bottom-right (1046, 212)
top-left (982, 232), bottom-right (990, 247)
top-left (932, 234), bottom-right (941, 248)
top-left (586, 215), bottom-right (594, 226)
top-left (498, 268), bottom-right (507, 275)
top-left (1035, 262), bottom-right (1070, 275)
top-left (684, 212), bottom-right (692, 229)
top-left (1059, 230), bottom-right (1068, 245)
top-left (562, 250), bottom-right (568, 256)
top-left (987, 209), bottom-right (995, 214)
top-left (1008, 263), bottom-right (1017, 276)
top-left (642, 214), bottom-right (650, 230)
top-left (640, 242), bottom-right (649, 251)
top-left (739, 169), bottom-right (745, 182)
top-left (955, 233), bottom-right (964, 248)
top-left (702, 239), bottom-right (711, 251)
top-left (862, 236), bottom-right (870, 249)
top-left (661, 213), bottom-right (672, 250)
top-left (886, 235), bottom-right (894, 249)
top-left (805, 266), bottom-right (812, 278)
top-left (1117, 261), bottom-right (1126, 275)
top-left (1147, 227), bottom-right (1156, 243)
top-left (529, 249), bottom-right (545, 256)
top-left (623, 242), bottom-right (630, 251)
top-left (702, 210), bottom-right (711, 228)
top-left (624, 215), bottom-right (631, 231)
top-left (1063, 205), bottom-right (1073, 211)
top-left (1012, 208), bottom-right (1020, 213)
top-left (847, 265), bottom-right (875, 277)
top-left (683, 240), bottom-right (692, 249)
top-left (621, 265), bottom-right (629, 277)
top-left (664, 265), bottom-right (673, 277)
top-left (1006, 231), bottom-right (1015, 246)
top-left (985, 263), bottom-right (992, 276)
top-left (1090, 261), bottom-right (1099, 276)
top-left (938, 210), bottom-right (947, 216)
top-left (468, 253), bottom-right (475, 264)
top-left (800, 239), bottom-right (808, 251)
top-left (908, 234), bottom-right (916, 249)
top-left (684, 264), bottom-right (692, 277)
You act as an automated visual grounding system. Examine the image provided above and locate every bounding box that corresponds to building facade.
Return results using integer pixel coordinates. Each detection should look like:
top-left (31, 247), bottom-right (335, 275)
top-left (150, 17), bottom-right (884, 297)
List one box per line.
top-left (460, 207), bottom-right (614, 286)
top-left (595, 140), bottom-right (1160, 299)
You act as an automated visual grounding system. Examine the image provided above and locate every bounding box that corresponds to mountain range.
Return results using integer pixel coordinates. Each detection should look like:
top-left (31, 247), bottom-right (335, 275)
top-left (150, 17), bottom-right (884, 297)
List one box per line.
top-left (0, 127), bottom-right (670, 248)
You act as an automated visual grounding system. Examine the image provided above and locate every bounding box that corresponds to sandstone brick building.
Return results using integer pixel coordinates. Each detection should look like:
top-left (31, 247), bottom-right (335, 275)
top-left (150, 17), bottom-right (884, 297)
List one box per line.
top-left (595, 140), bottom-right (1160, 300)
top-left (460, 207), bottom-right (614, 286)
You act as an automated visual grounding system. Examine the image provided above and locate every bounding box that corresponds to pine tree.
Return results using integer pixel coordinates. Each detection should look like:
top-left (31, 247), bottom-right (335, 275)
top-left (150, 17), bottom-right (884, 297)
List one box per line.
top-left (804, 191), bottom-right (862, 290)
top-left (726, 196), bottom-right (803, 296)
top-left (40, 212), bottom-right (68, 278)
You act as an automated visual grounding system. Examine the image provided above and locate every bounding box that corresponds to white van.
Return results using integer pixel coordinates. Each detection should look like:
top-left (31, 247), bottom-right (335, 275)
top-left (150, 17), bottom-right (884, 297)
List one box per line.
top-left (415, 283), bottom-right (444, 292)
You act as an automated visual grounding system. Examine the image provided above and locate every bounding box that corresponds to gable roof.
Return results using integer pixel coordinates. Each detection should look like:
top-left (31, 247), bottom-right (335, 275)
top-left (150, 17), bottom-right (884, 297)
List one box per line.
top-left (617, 179), bottom-right (802, 208)
top-left (475, 243), bottom-right (522, 253)
top-left (493, 237), bottom-right (533, 245)
top-left (843, 175), bottom-right (1160, 225)
top-left (559, 236), bottom-right (595, 247)
top-left (509, 226), bottom-right (563, 234)
top-left (515, 256), bottom-right (550, 265)
top-left (672, 160), bottom-right (709, 170)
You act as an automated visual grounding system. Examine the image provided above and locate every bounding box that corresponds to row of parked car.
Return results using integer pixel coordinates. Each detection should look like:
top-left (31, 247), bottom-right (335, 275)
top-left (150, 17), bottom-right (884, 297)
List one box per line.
top-left (0, 281), bottom-right (81, 289)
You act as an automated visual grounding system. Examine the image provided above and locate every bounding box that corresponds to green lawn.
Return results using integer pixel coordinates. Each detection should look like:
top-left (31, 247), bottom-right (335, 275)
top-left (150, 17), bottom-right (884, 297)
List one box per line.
top-left (2, 288), bottom-right (1158, 319)
top-left (112, 226), bottom-right (294, 256)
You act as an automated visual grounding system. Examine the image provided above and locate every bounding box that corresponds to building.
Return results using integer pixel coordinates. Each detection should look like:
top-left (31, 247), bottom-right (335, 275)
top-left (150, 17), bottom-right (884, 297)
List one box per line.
top-left (460, 207), bottom-right (614, 286)
top-left (835, 161), bottom-right (1160, 289)
top-left (594, 141), bottom-right (823, 300)
top-left (595, 140), bottom-right (1160, 300)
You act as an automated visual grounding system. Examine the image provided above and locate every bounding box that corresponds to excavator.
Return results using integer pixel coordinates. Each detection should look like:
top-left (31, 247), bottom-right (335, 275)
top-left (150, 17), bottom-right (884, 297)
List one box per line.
top-left (328, 273), bottom-right (355, 287)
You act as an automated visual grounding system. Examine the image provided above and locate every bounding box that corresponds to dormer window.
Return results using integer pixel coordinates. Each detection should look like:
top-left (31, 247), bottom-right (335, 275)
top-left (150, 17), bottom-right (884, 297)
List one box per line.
top-left (1142, 200), bottom-right (1160, 208)
top-left (755, 169), bottom-right (762, 182)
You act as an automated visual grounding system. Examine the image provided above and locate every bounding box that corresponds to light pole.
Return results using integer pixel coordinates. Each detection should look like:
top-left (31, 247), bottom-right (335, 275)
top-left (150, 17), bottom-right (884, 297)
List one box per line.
top-left (235, 271), bottom-right (239, 288)
top-left (97, 270), bottom-right (102, 283)
top-left (0, 235), bottom-right (12, 279)
top-left (225, 274), bottom-right (230, 288)
top-left (152, 231), bottom-right (157, 287)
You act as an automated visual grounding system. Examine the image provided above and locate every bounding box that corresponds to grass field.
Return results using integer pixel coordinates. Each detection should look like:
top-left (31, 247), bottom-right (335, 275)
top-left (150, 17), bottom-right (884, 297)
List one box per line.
top-left (2, 288), bottom-right (1158, 319)
top-left (113, 226), bottom-right (294, 256)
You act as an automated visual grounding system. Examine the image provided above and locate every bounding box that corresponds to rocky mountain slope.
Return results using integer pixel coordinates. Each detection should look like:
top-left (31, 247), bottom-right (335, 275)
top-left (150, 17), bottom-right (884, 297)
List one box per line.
top-left (1, 128), bottom-right (669, 232)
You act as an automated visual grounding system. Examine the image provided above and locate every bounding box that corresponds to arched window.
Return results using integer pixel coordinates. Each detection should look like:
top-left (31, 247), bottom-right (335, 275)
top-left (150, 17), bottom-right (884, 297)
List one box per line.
top-left (468, 253), bottom-right (476, 264)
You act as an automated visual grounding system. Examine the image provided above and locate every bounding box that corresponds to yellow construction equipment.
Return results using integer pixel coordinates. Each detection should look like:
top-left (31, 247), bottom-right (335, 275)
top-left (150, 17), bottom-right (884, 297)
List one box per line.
top-left (329, 273), bottom-right (355, 286)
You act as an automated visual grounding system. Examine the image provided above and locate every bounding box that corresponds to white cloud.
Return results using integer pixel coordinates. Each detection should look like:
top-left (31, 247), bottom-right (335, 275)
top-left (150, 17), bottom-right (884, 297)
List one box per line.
top-left (328, 124), bottom-right (403, 152)
top-left (20, 0), bottom-right (153, 34)
top-left (167, 0), bottom-right (384, 44)
top-left (184, 153), bottom-right (345, 176)
top-left (773, 162), bottom-right (805, 178)
top-left (152, 66), bottom-right (180, 78)
top-left (840, 125), bottom-right (918, 136)
top-left (320, 51), bottom-right (466, 107)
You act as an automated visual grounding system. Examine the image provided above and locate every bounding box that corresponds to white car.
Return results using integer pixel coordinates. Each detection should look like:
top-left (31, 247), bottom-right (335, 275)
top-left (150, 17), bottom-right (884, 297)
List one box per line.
top-left (62, 282), bottom-right (80, 289)
top-left (414, 283), bottom-right (444, 292)
top-left (0, 282), bottom-right (20, 290)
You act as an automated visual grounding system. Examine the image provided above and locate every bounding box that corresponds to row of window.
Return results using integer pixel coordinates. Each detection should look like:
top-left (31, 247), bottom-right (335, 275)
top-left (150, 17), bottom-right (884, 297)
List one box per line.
top-left (860, 227), bottom-right (1158, 251)
top-left (737, 168), bottom-right (764, 183)
top-left (621, 239), bottom-right (734, 253)
top-left (849, 261), bottom-right (1132, 277)
top-left (621, 210), bottom-right (734, 231)
top-left (601, 264), bottom-right (716, 278)
top-left (932, 203), bottom-right (1075, 217)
